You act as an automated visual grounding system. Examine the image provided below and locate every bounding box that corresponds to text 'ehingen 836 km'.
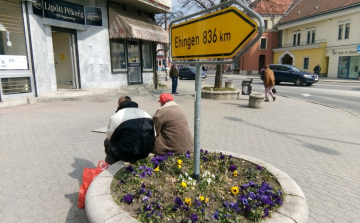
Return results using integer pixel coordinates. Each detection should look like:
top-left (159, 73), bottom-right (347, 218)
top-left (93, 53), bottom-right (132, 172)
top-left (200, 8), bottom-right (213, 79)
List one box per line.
top-left (174, 29), bottom-right (231, 50)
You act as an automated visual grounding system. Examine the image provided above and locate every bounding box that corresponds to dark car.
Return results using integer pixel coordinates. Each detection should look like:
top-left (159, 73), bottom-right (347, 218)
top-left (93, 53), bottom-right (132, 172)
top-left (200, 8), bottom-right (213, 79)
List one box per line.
top-left (179, 66), bottom-right (206, 79)
top-left (268, 64), bottom-right (318, 86)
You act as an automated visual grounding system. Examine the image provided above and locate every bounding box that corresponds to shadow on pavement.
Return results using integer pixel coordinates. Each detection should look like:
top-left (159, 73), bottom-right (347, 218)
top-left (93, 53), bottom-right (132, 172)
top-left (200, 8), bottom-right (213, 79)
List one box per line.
top-left (65, 157), bottom-right (95, 223)
top-left (224, 116), bottom-right (346, 155)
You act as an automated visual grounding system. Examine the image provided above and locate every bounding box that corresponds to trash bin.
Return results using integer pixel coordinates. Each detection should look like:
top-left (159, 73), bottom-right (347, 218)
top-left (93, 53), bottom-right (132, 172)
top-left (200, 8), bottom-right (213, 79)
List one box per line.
top-left (241, 80), bottom-right (252, 95)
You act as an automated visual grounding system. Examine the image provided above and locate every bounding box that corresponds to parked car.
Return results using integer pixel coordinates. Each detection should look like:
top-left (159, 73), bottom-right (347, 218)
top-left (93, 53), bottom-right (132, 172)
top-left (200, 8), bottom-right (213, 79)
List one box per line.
top-left (268, 64), bottom-right (318, 86)
top-left (179, 66), bottom-right (207, 79)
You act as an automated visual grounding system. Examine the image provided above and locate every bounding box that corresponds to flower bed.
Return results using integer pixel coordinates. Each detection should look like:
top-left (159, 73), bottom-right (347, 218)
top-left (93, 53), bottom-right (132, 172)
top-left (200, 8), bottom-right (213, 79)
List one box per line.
top-left (110, 151), bottom-right (284, 222)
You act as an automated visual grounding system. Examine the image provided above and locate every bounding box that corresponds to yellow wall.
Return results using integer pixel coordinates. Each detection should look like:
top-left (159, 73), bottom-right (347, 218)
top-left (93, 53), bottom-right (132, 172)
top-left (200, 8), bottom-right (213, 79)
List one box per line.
top-left (274, 43), bottom-right (328, 74)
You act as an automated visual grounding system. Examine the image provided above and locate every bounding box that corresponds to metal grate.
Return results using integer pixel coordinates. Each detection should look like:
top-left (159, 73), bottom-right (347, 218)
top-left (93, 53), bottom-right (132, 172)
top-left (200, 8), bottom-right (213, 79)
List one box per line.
top-left (1, 77), bottom-right (31, 95)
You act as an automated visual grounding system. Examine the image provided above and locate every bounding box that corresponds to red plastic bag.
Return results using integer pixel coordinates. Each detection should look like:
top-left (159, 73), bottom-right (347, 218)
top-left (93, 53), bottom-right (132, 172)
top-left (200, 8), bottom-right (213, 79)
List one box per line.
top-left (78, 160), bottom-right (109, 208)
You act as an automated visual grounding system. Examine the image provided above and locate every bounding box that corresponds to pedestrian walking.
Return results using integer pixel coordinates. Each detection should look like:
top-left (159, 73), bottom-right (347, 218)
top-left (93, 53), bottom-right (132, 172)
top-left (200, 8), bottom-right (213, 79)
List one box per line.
top-left (152, 93), bottom-right (193, 155)
top-left (169, 64), bottom-right (179, 94)
top-left (262, 65), bottom-right (276, 102)
top-left (313, 64), bottom-right (321, 76)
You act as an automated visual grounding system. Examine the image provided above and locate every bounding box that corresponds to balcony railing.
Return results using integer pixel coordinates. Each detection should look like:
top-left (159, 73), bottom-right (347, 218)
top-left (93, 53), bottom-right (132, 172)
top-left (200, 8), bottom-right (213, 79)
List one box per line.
top-left (279, 39), bottom-right (326, 48)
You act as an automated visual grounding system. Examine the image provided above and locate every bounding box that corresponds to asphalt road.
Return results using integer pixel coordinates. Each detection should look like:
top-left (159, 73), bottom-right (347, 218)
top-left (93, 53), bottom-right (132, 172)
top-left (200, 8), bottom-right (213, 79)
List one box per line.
top-left (202, 73), bottom-right (360, 116)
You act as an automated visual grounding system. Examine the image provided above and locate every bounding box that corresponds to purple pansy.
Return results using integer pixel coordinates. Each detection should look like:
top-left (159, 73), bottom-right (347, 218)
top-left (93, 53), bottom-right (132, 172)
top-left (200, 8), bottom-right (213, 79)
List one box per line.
top-left (168, 152), bottom-right (174, 156)
top-left (229, 165), bottom-right (237, 172)
top-left (256, 165), bottom-right (263, 170)
top-left (172, 206), bottom-right (178, 211)
top-left (202, 156), bottom-right (208, 162)
top-left (220, 155), bottom-right (225, 160)
top-left (228, 155), bottom-right (233, 159)
top-left (278, 190), bottom-right (282, 196)
top-left (190, 213), bottom-right (198, 222)
top-left (223, 201), bottom-right (230, 208)
top-left (119, 179), bottom-right (126, 184)
top-left (200, 149), bottom-right (204, 153)
top-left (201, 208), bottom-right (205, 213)
top-left (126, 165), bottom-right (134, 172)
top-left (139, 171), bottom-right (147, 178)
top-left (241, 183), bottom-right (249, 189)
top-left (241, 197), bottom-right (248, 205)
top-left (140, 188), bottom-right (146, 194)
top-left (205, 150), bottom-right (208, 155)
top-left (186, 151), bottom-right (191, 159)
top-left (249, 192), bottom-right (256, 199)
top-left (275, 197), bottom-right (283, 205)
top-left (174, 197), bottom-right (183, 207)
top-left (248, 181), bottom-right (255, 187)
top-left (143, 196), bottom-right (149, 203)
top-left (213, 210), bottom-right (219, 220)
top-left (263, 208), bottom-right (269, 217)
top-left (147, 190), bottom-right (152, 197)
top-left (195, 200), bottom-right (202, 207)
top-left (122, 194), bottom-right (134, 204)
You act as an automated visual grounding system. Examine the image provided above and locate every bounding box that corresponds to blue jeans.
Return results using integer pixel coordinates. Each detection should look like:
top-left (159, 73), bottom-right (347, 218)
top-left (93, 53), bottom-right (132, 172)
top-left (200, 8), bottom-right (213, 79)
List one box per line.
top-left (172, 77), bottom-right (178, 93)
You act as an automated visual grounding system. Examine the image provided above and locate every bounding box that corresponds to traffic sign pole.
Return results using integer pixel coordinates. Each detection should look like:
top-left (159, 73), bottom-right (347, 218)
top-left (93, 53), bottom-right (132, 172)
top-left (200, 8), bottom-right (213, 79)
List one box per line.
top-left (168, 0), bottom-right (264, 182)
top-left (193, 63), bottom-right (201, 182)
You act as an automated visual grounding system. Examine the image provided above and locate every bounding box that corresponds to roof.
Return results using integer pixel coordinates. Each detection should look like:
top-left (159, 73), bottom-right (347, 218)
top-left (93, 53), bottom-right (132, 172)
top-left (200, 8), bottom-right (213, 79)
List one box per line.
top-left (249, 0), bottom-right (294, 15)
top-left (279, 0), bottom-right (360, 24)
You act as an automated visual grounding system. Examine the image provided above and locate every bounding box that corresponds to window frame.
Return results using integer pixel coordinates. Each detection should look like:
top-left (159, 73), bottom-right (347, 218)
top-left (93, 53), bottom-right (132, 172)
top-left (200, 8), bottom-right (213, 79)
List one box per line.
top-left (293, 33), bottom-right (297, 46)
top-left (141, 40), bottom-right (153, 72)
top-left (303, 57), bottom-right (309, 70)
top-left (263, 20), bottom-right (268, 29)
top-left (344, 23), bottom-right (350, 39)
top-left (338, 24), bottom-right (343, 40)
top-left (297, 32), bottom-right (301, 46)
top-left (307, 29), bottom-right (311, 44)
top-left (109, 38), bottom-right (127, 73)
top-left (259, 37), bottom-right (267, 50)
top-left (311, 29), bottom-right (316, 43)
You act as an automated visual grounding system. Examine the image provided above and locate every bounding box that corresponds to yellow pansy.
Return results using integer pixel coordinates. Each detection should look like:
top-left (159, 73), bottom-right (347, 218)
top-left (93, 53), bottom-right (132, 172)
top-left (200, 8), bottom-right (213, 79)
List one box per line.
top-left (231, 186), bottom-right (239, 195)
top-left (233, 170), bottom-right (238, 176)
top-left (199, 195), bottom-right (204, 201)
top-left (154, 166), bottom-right (160, 172)
top-left (178, 164), bottom-right (182, 169)
top-left (205, 197), bottom-right (209, 203)
top-left (181, 181), bottom-right (187, 188)
top-left (185, 197), bottom-right (191, 205)
top-left (177, 159), bottom-right (183, 165)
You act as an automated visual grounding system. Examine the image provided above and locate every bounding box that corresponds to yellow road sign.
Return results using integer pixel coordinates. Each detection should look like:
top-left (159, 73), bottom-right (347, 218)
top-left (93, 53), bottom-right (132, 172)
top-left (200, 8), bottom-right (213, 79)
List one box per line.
top-left (171, 6), bottom-right (258, 60)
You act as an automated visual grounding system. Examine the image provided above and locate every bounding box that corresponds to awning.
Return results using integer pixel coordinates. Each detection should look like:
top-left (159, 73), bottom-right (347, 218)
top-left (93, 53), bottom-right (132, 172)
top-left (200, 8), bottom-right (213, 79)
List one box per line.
top-left (109, 7), bottom-right (168, 44)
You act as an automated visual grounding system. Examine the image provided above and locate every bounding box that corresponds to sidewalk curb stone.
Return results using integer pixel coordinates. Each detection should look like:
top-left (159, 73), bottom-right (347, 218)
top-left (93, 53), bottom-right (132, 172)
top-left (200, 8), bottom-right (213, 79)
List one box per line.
top-left (85, 150), bottom-right (308, 223)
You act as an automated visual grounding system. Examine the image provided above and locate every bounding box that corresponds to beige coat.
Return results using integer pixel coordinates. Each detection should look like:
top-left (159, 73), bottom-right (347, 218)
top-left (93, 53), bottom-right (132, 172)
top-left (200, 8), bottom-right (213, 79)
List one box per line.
top-left (152, 101), bottom-right (194, 155)
top-left (263, 68), bottom-right (275, 87)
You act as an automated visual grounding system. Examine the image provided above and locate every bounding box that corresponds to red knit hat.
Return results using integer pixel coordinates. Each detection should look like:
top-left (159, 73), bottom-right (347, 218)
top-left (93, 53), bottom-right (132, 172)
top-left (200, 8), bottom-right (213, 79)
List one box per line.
top-left (158, 93), bottom-right (173, 103)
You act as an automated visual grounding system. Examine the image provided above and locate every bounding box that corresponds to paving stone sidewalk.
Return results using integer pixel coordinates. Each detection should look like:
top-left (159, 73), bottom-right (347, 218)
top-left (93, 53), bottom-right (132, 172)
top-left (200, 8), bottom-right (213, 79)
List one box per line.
top-left (0, 79), bottom-right (360, 223)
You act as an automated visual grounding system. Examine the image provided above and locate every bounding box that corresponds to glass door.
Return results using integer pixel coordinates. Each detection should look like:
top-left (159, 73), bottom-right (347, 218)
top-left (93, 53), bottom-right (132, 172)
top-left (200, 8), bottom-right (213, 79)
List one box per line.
top-left (127, 40), bottom-right (142, 84)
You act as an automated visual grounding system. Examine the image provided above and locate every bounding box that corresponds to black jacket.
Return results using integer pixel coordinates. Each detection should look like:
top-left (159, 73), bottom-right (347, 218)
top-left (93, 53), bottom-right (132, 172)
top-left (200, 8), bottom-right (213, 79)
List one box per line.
top-left (104, 101), bottom-right (155, 164)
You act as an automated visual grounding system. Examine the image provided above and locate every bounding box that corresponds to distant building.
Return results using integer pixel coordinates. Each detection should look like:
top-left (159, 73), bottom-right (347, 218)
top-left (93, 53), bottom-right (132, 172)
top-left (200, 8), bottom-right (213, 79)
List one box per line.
top-left (274, 0), bottom-right (360, 79)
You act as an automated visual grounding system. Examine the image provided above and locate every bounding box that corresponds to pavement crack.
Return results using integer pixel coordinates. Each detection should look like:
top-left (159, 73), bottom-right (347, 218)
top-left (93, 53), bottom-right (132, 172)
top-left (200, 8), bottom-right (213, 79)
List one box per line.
top-left (275, 211), bottom-right (297, 223)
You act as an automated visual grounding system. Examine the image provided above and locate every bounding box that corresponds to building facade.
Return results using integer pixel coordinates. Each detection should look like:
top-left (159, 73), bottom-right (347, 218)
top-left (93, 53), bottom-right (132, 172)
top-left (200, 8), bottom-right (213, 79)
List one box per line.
top-left (233, 0), bottom-right (294, 74)
top-left (0, 0), bottom-right (170, 103)
top-left (274, 0), bottom-right (360, 79)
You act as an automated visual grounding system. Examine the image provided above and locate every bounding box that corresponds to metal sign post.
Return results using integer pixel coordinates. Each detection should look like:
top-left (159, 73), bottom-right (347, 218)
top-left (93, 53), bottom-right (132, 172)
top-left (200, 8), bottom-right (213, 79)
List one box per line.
top-left (169, 0), bottom-right (264, 181)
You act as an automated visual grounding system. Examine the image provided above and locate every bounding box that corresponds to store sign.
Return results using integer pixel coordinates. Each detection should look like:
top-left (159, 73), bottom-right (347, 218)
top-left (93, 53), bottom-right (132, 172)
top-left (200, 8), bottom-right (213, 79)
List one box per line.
top-left (32, 0), bottom-right (102, 26)
top-left (0, 55), bottom-right (28, 70)
top-left (85, 6), bottom-right (102, 26)
top-left (43, 0), bottom-right (85, 25)
top-left (357, 45), bottom-right (360, 53)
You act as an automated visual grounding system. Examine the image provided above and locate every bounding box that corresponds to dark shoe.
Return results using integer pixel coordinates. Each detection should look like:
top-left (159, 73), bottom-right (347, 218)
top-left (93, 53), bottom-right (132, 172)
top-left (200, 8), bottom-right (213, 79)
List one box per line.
top-left (172, 92), bottom-right (179, 94)
top-left (264, 100), bottom-right (269, 102)
top-left (273, 97), bottom-right (276, 101)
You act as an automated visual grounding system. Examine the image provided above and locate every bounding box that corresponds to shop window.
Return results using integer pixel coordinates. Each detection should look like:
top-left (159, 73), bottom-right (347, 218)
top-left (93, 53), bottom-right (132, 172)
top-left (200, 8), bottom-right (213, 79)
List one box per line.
top-left (142, 41), bottom-right (153, 71)
top-left (110, 39), bottom-right (126, 72)
top-left (259, 37), bottom-right (267, 50)
top-left (0, 0), bottom-right (29, 70)
top-left (303, 58), bottom-right (309, 69)
top-left (264, 20), bottom-right (268, 29)
top-left (338, 24), bottom-right (343, 40)
top-left (345, 23), bottom-right (350, 39)
top-left (1, 77), bottom-right (31, 95)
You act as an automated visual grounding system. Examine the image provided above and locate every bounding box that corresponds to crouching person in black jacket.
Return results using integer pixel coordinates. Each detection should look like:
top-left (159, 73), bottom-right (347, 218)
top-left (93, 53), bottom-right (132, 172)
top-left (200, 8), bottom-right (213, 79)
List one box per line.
top-left (104, 95), bottom-right (155, 165)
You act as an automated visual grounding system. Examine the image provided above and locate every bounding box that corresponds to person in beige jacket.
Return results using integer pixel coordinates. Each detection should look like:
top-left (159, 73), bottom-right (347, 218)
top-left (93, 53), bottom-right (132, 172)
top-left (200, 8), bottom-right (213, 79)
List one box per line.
top-left (152, 93), bottom-right (194, 155)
